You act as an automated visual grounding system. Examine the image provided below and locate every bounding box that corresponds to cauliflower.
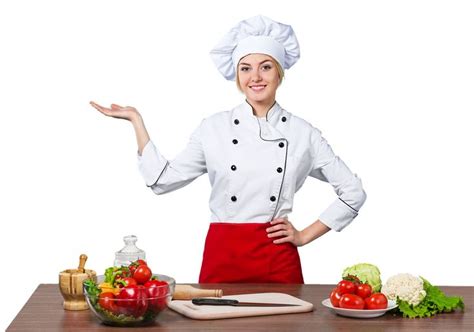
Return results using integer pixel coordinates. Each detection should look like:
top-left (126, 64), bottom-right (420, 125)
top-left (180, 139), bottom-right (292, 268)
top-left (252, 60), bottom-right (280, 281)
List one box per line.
top-left (381, 273), bottom-right (427, 306)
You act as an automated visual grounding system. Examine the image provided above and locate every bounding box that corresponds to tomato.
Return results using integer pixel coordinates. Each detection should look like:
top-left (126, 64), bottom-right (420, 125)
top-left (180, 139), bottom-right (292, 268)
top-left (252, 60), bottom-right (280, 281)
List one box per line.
top-left (365, 293), bottom-right (388, 310)
top-left (343, 275), bottom-right (361, 286)
top-left (329, 287), bottom-right (343, 307)
top-left (120, 277), bottom-right (137, 288)
top-left (145, 280), bottom-right (169, 312)
top-left (116, 285), bottom-right (148, 317)
top-left (128, 259), bottom-right (147, 276)
top-left (98, 292), bottom-right (118, 313)
top-left (133, 265), bottom-right (152, 284)
top-left (356, 283), bottom-right (372, 299)
top-left (337, 280), bottom-right (356, 295)
top-left (136, 259), bottom-right (147, 266)
top-left (129, 265), bottom-right (137, 276)
top-left (339, 294), bottom-right (365, 309)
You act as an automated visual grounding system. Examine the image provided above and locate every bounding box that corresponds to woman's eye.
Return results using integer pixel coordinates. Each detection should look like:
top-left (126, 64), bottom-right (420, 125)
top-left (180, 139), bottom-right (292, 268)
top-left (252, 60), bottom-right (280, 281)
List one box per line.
top-left (262, 65), bottom-right (272, 70)
top-left (240, 67), bottom-right (250, 72)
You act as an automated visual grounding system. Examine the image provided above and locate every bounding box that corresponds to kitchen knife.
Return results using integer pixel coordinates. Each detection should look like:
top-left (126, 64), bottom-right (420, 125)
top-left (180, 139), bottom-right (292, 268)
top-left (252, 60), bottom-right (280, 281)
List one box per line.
top-left (192, 298), bottom-right (301, 307)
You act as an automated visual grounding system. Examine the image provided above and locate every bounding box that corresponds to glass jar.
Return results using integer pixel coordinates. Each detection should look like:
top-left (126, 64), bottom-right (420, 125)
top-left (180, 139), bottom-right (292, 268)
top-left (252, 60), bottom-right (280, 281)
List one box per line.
top-left (114, 235), bottom-right (146, 267)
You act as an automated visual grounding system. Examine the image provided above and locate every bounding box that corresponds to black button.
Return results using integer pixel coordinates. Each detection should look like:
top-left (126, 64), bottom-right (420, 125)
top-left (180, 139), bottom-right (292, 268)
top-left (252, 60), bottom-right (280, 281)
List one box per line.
top-left (231, 165), bottom-right (237, 171)
top-left (278, 142), bottom-right (285, 148)
top-left (277, 167), bottom-right (283, 173)
top-left (234, 119), bottom-right (240, 125)
top-left (232, 139), bottom-right (238, 144)
top-left (281, 116), bottom-right (287, 122)
top-left (270, 196), bottom-right (276, 202)
top-left (231, 196), bottom-right (237, 202)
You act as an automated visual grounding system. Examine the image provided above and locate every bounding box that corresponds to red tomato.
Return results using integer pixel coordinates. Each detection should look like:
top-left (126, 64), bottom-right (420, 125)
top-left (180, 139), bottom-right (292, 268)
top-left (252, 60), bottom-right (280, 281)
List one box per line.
top-left (356, 283), bottom-right (372, 299)
top-left (133, 265), bottom-right (152, 284)
top-left (337, 280), bottom-right (356, 295)
top-left (344, 275), bottom-right (361, 287)
top-left (116, 285), bottom-right (148, 317)
top-left (339, 294), bottom-right (365, 310)
top-left (329, 287), bottom-right (343, 307)
top-left (145, 280), bottom-right (169, 312)
top-left (129, 265), bottom-right (137, 276)
top-left (98, 292), bottom-right (117, 313)
top-left (136, 259), bottom-right (147, 266)
top-left (128, 259), bottom-right (147, 275)
top-left (365, 293), bottom-right (388, 310)
top-left (120, 277), bottom-right (137, 288)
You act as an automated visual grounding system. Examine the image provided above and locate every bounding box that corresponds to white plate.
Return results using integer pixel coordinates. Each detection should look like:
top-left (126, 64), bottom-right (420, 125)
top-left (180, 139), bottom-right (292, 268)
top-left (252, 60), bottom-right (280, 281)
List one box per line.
top-left (321, 298), bottom-right (397, 318)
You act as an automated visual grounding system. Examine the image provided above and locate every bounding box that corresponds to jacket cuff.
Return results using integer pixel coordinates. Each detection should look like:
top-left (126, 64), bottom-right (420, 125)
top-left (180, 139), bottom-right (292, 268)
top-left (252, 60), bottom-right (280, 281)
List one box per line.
top-left (137, 141), bottom-right (168, 187)
top-left (318, 198), bottom-right (358, 232)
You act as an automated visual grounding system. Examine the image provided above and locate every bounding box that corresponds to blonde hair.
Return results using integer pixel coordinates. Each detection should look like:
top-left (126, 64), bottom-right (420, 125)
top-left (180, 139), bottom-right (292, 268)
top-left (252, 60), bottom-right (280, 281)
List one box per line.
top-left (236, 55), bottom-right (285, 92)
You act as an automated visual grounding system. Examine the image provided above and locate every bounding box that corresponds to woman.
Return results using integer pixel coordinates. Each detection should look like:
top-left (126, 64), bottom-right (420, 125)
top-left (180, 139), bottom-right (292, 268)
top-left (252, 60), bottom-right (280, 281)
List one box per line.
top-left (91, 15), bottom-right (366, 284)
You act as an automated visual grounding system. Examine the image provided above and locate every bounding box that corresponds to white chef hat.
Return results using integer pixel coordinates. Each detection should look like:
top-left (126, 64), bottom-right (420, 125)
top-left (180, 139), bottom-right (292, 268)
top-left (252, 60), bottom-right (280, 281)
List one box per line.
top-left (210, 15), bottom-right (300, 81)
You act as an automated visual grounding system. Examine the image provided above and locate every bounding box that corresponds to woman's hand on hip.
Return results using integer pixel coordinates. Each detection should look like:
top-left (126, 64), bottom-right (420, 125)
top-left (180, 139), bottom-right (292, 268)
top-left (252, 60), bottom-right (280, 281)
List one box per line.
top-left (90, 101), bottom-right (141, 123)
top-left (266, 218), bottom-right (305, 247)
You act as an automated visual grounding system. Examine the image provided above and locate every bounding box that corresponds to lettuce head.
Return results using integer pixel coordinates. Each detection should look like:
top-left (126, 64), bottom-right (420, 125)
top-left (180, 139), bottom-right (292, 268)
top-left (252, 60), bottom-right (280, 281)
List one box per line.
top-left (342, 263), bottom-right (382, 292)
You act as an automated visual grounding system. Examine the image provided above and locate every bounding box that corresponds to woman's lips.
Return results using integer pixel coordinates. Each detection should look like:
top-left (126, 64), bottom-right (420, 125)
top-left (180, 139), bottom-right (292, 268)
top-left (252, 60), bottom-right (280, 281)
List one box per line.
top-left (250, 85), bottom-right (266, 92)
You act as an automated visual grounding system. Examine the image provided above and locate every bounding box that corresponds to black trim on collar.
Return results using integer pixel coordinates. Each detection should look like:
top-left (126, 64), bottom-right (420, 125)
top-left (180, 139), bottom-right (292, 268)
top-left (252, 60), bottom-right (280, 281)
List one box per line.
top-left (244, 99), bottom-right (277, 120)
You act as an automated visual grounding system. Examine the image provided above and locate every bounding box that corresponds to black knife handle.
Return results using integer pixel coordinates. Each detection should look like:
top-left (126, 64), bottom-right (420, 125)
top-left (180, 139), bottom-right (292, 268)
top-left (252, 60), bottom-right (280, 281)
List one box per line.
top-left (192, 298), bottom-right (238, 306)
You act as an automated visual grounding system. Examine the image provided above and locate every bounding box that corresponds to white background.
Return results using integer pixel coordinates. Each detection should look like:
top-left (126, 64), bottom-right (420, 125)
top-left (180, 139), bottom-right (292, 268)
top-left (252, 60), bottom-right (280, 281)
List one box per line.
top-left (1, 0), bottom-right (473, 329)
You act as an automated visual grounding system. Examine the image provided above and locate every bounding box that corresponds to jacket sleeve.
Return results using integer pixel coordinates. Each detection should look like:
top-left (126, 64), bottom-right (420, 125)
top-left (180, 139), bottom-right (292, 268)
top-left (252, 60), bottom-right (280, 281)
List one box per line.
top-left (137, 121), bottom-right (207, 195)
top-left (309, 128), bottom-right (367, 231)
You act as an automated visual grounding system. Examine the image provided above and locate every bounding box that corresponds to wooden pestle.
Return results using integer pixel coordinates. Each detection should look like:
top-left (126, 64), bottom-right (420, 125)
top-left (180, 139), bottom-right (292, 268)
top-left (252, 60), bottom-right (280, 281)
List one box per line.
top-left (78, 254), bottom-right (87, 273)
top-left (173, 285), bottom-right (223, 300)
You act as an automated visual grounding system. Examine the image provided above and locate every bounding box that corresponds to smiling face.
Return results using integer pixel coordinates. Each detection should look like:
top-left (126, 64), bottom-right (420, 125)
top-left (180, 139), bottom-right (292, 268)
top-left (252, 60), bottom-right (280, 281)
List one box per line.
top-left (237, 53), bottom-right (283, 110)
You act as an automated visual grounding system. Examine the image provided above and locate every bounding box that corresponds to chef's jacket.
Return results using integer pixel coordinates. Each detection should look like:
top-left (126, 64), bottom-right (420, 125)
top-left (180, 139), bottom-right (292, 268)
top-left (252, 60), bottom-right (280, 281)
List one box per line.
top-left (137, 101), bottom-right (366, 231)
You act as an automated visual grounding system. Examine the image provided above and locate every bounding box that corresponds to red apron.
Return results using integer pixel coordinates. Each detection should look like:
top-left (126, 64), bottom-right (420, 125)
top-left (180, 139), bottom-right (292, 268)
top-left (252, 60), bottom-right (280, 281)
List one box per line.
top-left (199, 222), bottom-right (304, 283)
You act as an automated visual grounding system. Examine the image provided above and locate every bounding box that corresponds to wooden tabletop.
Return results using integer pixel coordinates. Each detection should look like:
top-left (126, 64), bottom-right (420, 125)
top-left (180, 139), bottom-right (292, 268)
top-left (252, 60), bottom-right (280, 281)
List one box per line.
top-left (7, 283), bottom-right (473, 331)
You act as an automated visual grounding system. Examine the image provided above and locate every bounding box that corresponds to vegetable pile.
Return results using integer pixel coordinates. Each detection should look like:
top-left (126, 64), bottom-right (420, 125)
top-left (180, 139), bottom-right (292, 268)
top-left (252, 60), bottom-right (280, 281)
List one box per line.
top-left (339, 263), bottom-right (465, 318)
top-left (83, 259), bottom-right (170, 324)
top-left (330, 275), bottom-right (388, 310)
top-left (381, 273), bottom-right (464, 318)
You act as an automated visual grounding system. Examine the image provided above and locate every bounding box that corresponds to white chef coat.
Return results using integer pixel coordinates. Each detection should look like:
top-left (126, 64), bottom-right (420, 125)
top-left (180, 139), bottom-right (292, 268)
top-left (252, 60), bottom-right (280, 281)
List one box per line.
top-left (137, 101), bottom-right (366, 231)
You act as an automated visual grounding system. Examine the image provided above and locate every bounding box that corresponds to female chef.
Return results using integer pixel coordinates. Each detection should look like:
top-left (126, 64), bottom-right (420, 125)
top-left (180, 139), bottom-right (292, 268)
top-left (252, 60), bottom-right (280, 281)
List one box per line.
top-left (90, 15), bottom-right (366, 283)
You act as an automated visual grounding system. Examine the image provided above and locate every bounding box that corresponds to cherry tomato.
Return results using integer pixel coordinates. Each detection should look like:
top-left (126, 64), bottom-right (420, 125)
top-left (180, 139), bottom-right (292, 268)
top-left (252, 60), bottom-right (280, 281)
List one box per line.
top-left (329, 287), bottom-right (343, 307)
top-left (128, 259), bottom-right (147, 275)
top-left (129, 265), bottom-right (137, 276)
top-left (344, 275), bottom-right (361, 286)
top-left (365, 293), bottom-right (388, 310)
top-left (356, 283), bottom-right (372, 299)
top-left (136, 259), bottom-right (147, 266)
top-left (145, 279), bottom-right (169, 312)
top-left (116, 285), bottom-right (148, 317)
top-left (98, 292), bottom-right (117, 313)
top-left (339, 294), bottom-right (365, 309)
top-left (120, 277), bottom-right (137, 288)
top-left (337, 280), bottom-right (356, 295)
top-left (133, 265), bottom-right (152, 284)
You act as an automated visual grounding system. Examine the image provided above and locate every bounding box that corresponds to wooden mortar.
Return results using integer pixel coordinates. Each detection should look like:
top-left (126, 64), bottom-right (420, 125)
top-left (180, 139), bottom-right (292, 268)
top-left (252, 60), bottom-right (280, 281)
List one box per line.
top-left (59, 254), bottom-right (96, 310)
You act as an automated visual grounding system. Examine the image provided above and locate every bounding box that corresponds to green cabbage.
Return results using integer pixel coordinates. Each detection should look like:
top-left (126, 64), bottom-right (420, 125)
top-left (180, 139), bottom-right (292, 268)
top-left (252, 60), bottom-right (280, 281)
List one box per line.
top-left (342, 263), bottom-right (382, 292)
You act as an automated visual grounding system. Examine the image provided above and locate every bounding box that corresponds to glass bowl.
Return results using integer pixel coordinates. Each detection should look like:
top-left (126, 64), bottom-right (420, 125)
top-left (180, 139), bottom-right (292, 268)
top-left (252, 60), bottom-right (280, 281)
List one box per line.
top-left (83, 274), bottom-right (175, 326)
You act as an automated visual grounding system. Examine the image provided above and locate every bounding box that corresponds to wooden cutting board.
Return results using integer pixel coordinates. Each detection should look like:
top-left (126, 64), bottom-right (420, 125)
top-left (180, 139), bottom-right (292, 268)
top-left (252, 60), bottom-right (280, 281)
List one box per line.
top-left (168, 292), bottom-right (314, 320)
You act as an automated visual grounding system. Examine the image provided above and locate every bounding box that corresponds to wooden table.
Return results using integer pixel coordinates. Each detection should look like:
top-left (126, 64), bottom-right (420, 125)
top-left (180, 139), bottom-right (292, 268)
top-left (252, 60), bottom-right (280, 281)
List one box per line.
top-left (7, 284), bottom-right (473, 331)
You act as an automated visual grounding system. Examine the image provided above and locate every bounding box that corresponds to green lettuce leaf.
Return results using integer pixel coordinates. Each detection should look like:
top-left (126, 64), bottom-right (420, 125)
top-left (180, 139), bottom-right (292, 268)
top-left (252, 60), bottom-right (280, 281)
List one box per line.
top-left (397, 277), bottom-right (464, 318)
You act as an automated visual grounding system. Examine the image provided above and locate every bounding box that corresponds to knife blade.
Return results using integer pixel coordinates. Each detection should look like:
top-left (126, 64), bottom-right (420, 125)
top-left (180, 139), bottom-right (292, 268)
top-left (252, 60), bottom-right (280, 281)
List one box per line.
top-left (191, 298), bottom-right (301, 307)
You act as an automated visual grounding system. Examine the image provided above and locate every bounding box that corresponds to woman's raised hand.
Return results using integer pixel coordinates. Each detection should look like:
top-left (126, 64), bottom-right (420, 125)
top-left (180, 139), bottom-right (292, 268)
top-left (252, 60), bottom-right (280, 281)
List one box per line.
top-left (90, 101), bottom-right (150, 154)
top-left (90, 101), bottom-right (140, 122)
